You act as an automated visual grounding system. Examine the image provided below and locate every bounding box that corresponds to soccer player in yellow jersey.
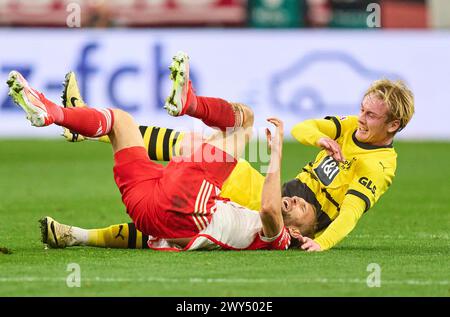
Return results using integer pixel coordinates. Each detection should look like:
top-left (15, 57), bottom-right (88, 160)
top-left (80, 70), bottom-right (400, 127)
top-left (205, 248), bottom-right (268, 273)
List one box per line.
top-left (42, 73), bottom-right (414, 251)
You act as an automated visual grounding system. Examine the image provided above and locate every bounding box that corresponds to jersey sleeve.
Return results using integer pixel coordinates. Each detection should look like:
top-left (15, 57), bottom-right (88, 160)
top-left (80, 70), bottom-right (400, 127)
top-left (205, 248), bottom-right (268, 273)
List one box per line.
top-left (314, 194), bottom-right (365, 250)
top-left (291, 118), bottom-right (336, 147)
top-left (259, 226), bottom-right (292, 250)
top-left (291, 115), bottom-right (358, 147)
top-left (346, 159), bottom-right (394, 212)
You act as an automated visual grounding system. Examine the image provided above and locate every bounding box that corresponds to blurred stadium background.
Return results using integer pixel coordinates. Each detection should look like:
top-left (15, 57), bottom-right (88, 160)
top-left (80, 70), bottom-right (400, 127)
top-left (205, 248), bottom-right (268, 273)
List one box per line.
top-left (0, 0), bottom-right (449, 139)
top-left (0, 0), bottom-right (449, 297)
top-left (0, 0), bottom-right (446, 28)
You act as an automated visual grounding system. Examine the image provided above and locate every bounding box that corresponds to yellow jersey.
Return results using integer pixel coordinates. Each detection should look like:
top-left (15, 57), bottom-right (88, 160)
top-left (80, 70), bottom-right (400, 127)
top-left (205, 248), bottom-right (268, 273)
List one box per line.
top-left (291, 115), bottom-right (396, 249)
top-left (221, 115), bottom-right (397, 250)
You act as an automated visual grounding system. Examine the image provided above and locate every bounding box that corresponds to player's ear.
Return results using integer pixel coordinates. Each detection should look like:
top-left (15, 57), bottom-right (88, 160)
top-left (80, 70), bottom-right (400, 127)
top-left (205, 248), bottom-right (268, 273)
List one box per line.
top-left (388, 119), bottom-right (400, 134)
top-left (288, 227), bottom-right (301, 238)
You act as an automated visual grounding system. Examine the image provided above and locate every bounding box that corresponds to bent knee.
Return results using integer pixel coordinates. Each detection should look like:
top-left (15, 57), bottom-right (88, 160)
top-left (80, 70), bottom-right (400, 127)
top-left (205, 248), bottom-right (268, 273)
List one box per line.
top-left (111, 109), bottom-right (137, 130)
top-left (111, 108), bottom-right (132, 121)
top-left (109, 109), bottom-right (144, 151)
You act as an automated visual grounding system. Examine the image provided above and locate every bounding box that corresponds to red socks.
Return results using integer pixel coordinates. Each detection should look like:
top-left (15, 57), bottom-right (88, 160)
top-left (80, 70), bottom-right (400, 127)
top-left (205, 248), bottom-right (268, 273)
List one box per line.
top-left (187, 96), bottom-right (236, 131)
top-left (59, 107), bottom-right (114, 137)
top-left (41, 97), bottom-right (114, 137)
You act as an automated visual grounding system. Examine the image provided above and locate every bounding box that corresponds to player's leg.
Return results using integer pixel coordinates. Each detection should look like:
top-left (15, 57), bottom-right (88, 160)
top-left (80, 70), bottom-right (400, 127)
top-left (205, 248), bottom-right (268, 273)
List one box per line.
top-left (87, 222), bottom-right (149, 249)
top-left (40, 216), bottom-right (149, 249)
top-left (205, 100), bottom-right (254, 153)
top-left (163, 51), bottom-right (255, 194)
top-left (165, 51), bottom-right (243, 131)
top-left (112, 127), bottom-right (202, 159)
top-left (7, 70), bottom-right (146, 155)
top-left (63, 122), bottom-right (199, 159)
top-left (165, 51), bottom-right (256, 158)
top-left (60, 71), bottom-right (201, 160)
top-left (104, 108), bottom-right (143, 153)
top-left (7, 71), bottom-right (116, 140)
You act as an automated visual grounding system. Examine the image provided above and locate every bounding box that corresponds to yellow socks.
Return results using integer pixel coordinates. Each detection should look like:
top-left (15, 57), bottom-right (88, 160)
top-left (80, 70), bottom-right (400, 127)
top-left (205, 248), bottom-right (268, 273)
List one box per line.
top-left (87, 223), bottom-right (148, 249)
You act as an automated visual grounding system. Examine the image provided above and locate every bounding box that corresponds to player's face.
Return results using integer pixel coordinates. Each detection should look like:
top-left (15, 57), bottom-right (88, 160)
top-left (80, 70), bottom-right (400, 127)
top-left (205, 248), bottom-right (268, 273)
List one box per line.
top-left (356, 93), bottom-right (394, 146)
top-left (281, 196), bottom-right (315, 231)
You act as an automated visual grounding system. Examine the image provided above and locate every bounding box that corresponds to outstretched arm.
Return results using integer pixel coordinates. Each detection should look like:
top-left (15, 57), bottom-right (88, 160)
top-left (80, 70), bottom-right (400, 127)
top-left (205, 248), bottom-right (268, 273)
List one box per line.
top-left (313, 195), bottom-right (365, 250)
top-left (291, 118), bottom-right (345, 162)
top-left (260, 118), bottom-right (284, 238)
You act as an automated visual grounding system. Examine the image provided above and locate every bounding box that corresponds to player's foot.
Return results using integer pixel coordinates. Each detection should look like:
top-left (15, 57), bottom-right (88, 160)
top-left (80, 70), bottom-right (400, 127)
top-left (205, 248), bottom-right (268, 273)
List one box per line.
top-left (61, 128), bottom-right (86, 142)
top-left (61, 71), bottom-right (86, 108)
top-left (164, 51), bottom-right (196, 116)
top-left (39, 216), bottom-right (78, 248)
top-left (61, 71), bottom-right (86, 142)
top-left (7, 71), bottom-right (58, 126)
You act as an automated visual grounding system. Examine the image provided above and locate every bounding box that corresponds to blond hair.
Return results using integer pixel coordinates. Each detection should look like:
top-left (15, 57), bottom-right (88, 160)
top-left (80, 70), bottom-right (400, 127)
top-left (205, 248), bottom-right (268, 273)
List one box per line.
top-left (364, 79), bottom-right (415, 132)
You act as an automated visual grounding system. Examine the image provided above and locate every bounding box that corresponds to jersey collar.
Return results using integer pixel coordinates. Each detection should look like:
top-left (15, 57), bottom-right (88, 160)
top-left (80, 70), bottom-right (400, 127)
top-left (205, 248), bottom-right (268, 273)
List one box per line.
top-left (352, 130), bottom-right (394, 150)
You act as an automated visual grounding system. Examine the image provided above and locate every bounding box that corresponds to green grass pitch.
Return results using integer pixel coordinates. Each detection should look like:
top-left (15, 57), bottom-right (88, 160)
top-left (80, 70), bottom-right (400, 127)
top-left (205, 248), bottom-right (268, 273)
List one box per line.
top-left (0, 139), bottom-right (448, 296)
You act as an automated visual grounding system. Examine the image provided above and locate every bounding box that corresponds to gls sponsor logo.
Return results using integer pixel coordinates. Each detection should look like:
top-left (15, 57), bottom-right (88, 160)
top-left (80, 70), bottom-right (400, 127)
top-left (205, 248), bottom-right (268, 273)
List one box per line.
top-left (359, 176), bottom-right (376, 195)
top-left (1, 42), bottom-right (198, 113)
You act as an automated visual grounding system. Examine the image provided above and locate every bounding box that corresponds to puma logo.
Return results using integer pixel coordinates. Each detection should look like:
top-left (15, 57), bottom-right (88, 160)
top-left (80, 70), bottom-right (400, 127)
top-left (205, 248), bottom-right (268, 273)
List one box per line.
top-left (115, 225), bottom-right (125, 240)
top-left (70, 97), bottom-right (79, 107)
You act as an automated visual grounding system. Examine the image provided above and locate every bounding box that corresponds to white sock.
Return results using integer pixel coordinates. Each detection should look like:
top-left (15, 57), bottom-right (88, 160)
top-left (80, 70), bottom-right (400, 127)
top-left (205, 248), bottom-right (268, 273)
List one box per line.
top-left (71, 226), bottom-right (88, 245)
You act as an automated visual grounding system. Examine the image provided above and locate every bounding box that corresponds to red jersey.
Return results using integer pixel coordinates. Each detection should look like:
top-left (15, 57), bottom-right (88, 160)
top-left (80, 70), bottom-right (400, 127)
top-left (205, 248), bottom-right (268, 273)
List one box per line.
top-left (147, 201), bottom-right (292, 251)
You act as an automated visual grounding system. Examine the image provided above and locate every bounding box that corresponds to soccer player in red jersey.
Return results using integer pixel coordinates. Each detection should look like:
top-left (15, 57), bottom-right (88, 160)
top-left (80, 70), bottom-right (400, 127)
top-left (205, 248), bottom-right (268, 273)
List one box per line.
top-left (8, 52), bottom-right (316, 251)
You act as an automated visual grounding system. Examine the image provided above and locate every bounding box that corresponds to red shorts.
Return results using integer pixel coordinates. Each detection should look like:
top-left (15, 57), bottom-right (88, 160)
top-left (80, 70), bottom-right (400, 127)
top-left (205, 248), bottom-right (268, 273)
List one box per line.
top-left (113, 144), bottom-right (237, 239)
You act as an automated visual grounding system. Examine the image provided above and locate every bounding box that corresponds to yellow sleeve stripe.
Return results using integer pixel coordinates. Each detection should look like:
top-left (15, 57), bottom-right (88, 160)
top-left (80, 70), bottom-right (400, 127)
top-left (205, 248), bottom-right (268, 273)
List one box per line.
top-left (172, 131), bottom-right (183, 158)
top-left (346, 189), bottom-right (371, 212)
top-left (324, 116), bottom-right (341, 140)
top-left (155, 127), bottom-right (167, 161)
top-left (168, 130), bottom-right (176, 160)
top-left (142, 126), bottom-right (152, 154)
